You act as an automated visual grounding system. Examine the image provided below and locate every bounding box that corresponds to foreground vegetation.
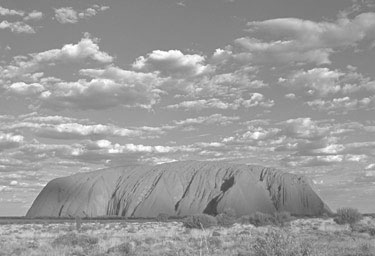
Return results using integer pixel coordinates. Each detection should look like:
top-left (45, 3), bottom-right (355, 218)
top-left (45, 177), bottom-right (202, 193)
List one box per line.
top-left (0, 210), bottom-right (374, 256)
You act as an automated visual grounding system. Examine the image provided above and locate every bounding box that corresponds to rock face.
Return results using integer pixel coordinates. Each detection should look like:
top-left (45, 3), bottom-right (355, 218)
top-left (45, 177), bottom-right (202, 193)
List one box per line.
top-left (26, 161), bottom-right (331, 218)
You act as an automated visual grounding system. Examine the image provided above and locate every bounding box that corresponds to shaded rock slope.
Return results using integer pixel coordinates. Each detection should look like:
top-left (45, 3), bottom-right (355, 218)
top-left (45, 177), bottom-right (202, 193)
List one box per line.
top-left (26, 161), bottom-right (331, 218)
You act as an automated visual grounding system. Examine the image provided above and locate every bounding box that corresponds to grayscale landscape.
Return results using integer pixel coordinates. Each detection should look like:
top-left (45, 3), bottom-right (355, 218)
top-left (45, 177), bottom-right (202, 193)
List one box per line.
top-left (0, 0), bottom-right (375, 255)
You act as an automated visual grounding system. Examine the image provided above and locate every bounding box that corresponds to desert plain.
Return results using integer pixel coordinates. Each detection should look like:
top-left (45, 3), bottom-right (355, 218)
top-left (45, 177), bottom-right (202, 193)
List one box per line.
top-left (1, 215), bottom-right (375, 256)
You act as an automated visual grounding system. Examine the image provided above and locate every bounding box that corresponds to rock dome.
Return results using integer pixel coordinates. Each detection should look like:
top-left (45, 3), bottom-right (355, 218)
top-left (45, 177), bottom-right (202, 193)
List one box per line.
top-left (26, 161), bottom-right (330, 218)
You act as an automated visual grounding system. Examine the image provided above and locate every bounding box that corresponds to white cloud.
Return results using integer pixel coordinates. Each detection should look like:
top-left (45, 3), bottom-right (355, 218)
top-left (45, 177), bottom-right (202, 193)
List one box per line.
top-left (210, 12), bottom-right (375, 67)
top-left (1, 36), bottom-right (113, 82)
top-left (22, 114), bottom-right (79, 124)
top-left (165, 98), bottom-right (236, 110)
top-left (285, 93), bottom-right (296, 99)
top-left (55, 5), bottom-right (110, 24)
top-left (0, 114), bottom-right (165, 140)
top-left (34, 123), bottom-right (143, 139)
top-left (0, 21), bottom-right (35, 34)
top-left (0, 132), bottom-right (24, 151)
top-left (39, 67), bottom-right (164, 110)
top-left (280, 68), bottom-right (343, 97)
top-left (242, 93), bottom-right (275, 108)
top-left (239, 12), bottom-right (375, 64)
top-left (54, 7), bottom-right (78, 24)
top-left (189, 66), bottom-right (267, 98)
top-left (8, 82), bottom-right (44, 95)
top-left (78, 8), bottom-right (97, 19)
top-left (280, 118), bottom-right (331, 140)
top-left (24, 10), bottom-right (43, 21)
top-left (4, 50), bottom-right (171, 110)
top-left (283, 155), bottom-right (344, 167)
top-left (32, 36), bottom-right (113, 63)
top-left (40, 77), bottom-right (159, 109)
top-left (216, 117), bottom-right (369, 167)
top-left (241, 126), bottom-right (280, 141)
top-left (307, 97), bottom-right (373, 114)
top-left (166, 94), bottom-right (274, 110)
top-left (133, 50), bottom-right (211, 78)
top-left (10, 180), bottom-right (18, 186)
top-left (173, 114), bottom-right (239, 127)
top-left (365, 163), bottom-right (375, 177)
top-left (0, 6), bottom-right (24, 16)
top-left (280, 67), bottom-right (375, 100)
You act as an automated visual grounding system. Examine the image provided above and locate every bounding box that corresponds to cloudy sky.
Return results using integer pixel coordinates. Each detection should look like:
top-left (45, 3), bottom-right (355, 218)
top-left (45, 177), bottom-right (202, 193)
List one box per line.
top-left (0, 0), bottom-right (375, 216)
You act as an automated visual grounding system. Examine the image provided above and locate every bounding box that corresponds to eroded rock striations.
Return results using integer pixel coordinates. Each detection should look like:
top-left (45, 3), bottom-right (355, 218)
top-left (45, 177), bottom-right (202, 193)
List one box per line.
top-left (26, 161), bottom-right (331, 218)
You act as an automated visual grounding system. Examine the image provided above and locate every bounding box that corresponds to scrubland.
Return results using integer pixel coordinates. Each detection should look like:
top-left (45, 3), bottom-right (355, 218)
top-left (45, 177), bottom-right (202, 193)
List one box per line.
top-left (0, 214), bottom-right (375, 256)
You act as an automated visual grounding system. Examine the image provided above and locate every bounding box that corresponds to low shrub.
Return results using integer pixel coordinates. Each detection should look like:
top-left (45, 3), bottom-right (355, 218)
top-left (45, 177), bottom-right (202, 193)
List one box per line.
top-left (357, 242), bottom-right (375, 256)
top-left (156, 213), bottom-right (170, 222)
top-left (334, 207), bottom-right (363, 225)
top-left (273, 211), bottom-right (294, 226)
top-left (52, 232), bottom-right (98, 248)
top-left (183, 214), bottom-right (217, 229)
top-left (238, 215), bottom-right (252, 224)
top-left (222, 208), bottom-right (236, 217)
top-left (351, 223), bottom-right (375, 236)
top-left (253, 229), bottom-right (313, 256)
top-left (107, 241), bottom-right (136, 254)
top-left (216, 208), bottom-right (236, 227)
top-left (216, 213), bottom-right (236, 227)
top-left (247, 212), bottom-right (275, 227)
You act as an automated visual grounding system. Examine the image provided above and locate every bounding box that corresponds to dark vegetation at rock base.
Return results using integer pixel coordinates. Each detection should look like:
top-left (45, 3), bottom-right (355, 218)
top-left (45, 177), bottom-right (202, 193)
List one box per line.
top-left (334, 207), bottom-right (363, 225)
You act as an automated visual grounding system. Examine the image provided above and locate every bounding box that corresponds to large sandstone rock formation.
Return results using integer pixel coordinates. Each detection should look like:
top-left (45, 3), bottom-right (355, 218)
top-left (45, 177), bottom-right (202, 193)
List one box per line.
top-left (26, 161), bottom-right (330, 218)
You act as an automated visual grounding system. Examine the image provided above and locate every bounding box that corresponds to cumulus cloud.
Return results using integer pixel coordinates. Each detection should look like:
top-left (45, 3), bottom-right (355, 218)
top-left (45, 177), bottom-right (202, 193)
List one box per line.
top-left (0, 6), bottom-right (24, 16)
top-left (166, 93), bottom-right (274, 110)
top-left (365, 163), bottom-right (375, 177)
top-left (100, 142), bottom-right (179, 154)
top-left (10, 139), bottom-right (198, 167)
top-left (8, 82), bottom-right (44, 95)
top-left (282, 155), bottom-right (345, 167)
top-left (30, 36), bottom-right (113, 63)
top-left (33, 123), bottom-right (143, 140)
top-left (0, 114), bottom-right (165, 140)
top-left (1, 33), bottom-right (273, 111)
top-left (215, 117), bottom-right (375, 167)
top-left (242, 93), bottom-right (275, 108)
top-left (280, 67), bottom-right (375, 98)
top-left (280, 68), bottom-right (343, 97)
top-left (0, 132), bottom-right (24, 151)
top-left (285, 93), bottom-right (296, 99)
top-left (307, 97), bottom-right (373, 114)
top-left (0, 21), bottom-right (35, 34)
top-left (165, 99), bottom-right (230, 110)
top-left (169, 114), bottom-right (240, 131)
top-left (241, 126), bottom-right (280, 141)
top-left (188, 66), bottom-right (268, 98)
top-left (55, 5), bottom-right (109, 24)
top-left (24, 10), bottom-right (43, 21)
top-left (275, 119), bottom-right (375, 166)
top-left (54, 7), bottom-right (78, 24)
top-left (280, 118), bottom-right (331, 140)
top-left (38, 66), bottom-right (164, 110)
top-left (1, 36), bottom-right (113, 82)
top-left (133, 50), bottom-right (211, 78)
top-left (173, 114), bottom-right (239, 127)
top-left (214, 12), bottom-right (375, 65)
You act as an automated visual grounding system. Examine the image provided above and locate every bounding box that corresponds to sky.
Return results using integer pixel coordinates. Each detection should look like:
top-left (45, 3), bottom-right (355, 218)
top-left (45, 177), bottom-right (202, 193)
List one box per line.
top-left (0, 0), bottom-right (375, 216)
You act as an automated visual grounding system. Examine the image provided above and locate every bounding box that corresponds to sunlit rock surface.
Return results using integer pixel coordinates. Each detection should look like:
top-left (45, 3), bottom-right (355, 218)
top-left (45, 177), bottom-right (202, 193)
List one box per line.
top-left (26, 161), bottom-right (331, 218)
